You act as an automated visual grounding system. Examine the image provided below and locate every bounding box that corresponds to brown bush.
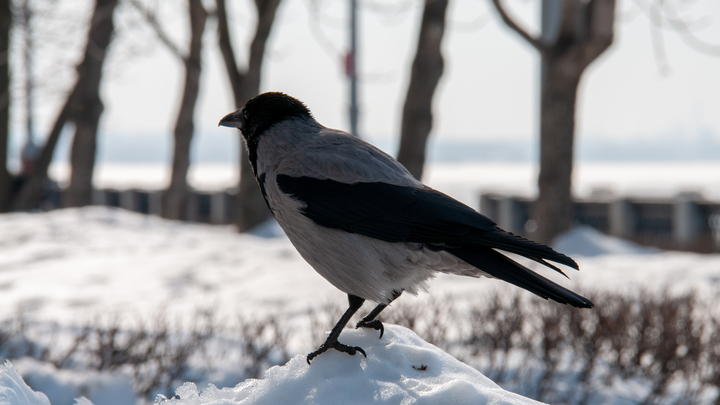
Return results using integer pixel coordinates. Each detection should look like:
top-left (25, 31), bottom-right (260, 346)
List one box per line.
top-left (2, 289), bottom-right (720, 404)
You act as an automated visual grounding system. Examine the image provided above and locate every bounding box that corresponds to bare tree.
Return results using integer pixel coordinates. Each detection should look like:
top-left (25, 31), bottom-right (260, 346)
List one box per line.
top-left (396, 0), bottom-right (449, 180)
top-left (18, 0), bottom-right (36, 156)
top-left (13, 0), bottom-right (120, 210)
top-left (64, 0), bottom-right (120, 207)
top-left (491, 0), bottom-right (615, 244)
top-left (216, 0), bottom-right (282, 232)
top-left (12, 87), bottom-right (76, 210)
top-left (0, 0), bottom-right (10, 212)
top-left (131, 0), bottom-right (208, 220)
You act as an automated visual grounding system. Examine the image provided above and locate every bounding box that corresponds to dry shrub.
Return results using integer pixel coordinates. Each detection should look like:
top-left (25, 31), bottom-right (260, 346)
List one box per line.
top-left (0, 309), bottom-right (289, 401)
top-left (306, 299), bottom-right (347, 348)
top-left (466, 291), bottom-right (528, 383)
top-left (455, 289), bottom-right (719, 404)
top-left (382, 295), bottom-right (458, 348)
top-left (3, 289), bottom-right (720, 404)
top-left (235, 314), bottom-right (290, 379)
top-left (335, 288), bottom-right (720, 404)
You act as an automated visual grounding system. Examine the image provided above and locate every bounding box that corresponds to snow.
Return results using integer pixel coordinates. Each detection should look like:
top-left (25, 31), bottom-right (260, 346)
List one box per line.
top-left (3, 161), bottom-right (720, 404)
top-left (9, 359), bottom-right (134, 405)
top-left (2, 207), bottom-right (720, 404)
top-left (2, 206), bottom-right (720, 328)
top-left (0, 361), bottom-right (50, 405)
top-left (0, 207), bottom-right (325, 325)
top-left (155, 325), bottom-right (541, 405)
top-left (0, 207), bottom-right (552, 405)
top-left (553, 225), bottom-right (661, 257)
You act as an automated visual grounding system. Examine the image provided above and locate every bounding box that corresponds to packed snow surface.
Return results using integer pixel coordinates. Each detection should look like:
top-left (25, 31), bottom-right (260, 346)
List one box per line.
top-left (3, 159), bottom-right (720, 405)
top-left (0, 361), bottom-right (50, 405)
top-left (9, 359), bottom-right (134, 405)
top-left (155, 325), bottom-right (541, 405)
top-left (0, 326), bottom-right (543, 405)
top-left (553, 225), bottom-right (661, 257)
top-left (2, 207), bottom-right (719, 327)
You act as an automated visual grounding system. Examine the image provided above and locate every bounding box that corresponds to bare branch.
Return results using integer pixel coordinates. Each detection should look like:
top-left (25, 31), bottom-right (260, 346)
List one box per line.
top-left (630, 0), bottom-right (720, 73)
top-left (128, 0), bottom-right (184, 60)
top-left (307, 0), bottom-right (342, 60)
top-left (216, 0), bottom-right (243, 101)
top-left (661, 0), bottom-right (720, 56)
top-left (577, 0), bottom-right (616, 68)
top-left (241, 0), bottom-right (282, 104)
top-left (650, 0), bottom-right (671, 75)
top-left (490, 0), bottom-right (545, 52)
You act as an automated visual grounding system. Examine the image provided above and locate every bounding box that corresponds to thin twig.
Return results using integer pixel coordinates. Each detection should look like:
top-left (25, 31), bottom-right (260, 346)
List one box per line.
top-left (489, 0), bottom-right (546, 52)
top-left (127, 0), bottom-right (184, 60)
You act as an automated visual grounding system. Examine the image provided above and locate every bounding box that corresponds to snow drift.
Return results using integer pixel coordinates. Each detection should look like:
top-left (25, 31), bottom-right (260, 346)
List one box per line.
top-left (0, 361), bottom-right (51, 405)
top-left (9, 359), bottom-right (134, 405)
top-left (1, 326), bottom-right (542, 405)
top-left (4, 206), bottom-right (720, 404)
top-left (553, 225), bottom-right (660, 257)
top-left (155, 325), bottom-right (541, 405)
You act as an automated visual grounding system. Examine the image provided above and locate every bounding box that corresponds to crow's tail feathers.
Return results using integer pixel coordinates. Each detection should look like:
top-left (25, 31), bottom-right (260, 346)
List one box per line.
top-left (446, 245), bottom-right (593, 309)
top-left (473, 228), bottom-right (579, 275)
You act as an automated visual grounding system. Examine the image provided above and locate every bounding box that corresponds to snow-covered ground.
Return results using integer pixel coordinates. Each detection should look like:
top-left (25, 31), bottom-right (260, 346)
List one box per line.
top-left (2, 324), bottom-right (544, 405)
top-left (1, 361), bottom-right (51, 405)
top-left (152, 325), bottom-right (542, 405)
top-left (2, 161), bottom-right (720, 404)
top-left (3, 207), bottom-right (720, 332)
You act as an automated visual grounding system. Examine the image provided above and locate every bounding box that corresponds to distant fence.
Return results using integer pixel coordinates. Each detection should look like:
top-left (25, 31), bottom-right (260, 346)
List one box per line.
top-left (43, 186), bottom-right (239, 225)
top-left (40, 185), bottom-right (720, 253)
top-left (480, 193), bottom-right (720, 253)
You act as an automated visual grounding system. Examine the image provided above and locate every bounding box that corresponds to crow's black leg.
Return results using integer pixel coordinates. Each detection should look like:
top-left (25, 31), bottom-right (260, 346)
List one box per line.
top-left (356, 290), bottom-right (403, 339)
top-left (307, 294), bottom-right (366, 364)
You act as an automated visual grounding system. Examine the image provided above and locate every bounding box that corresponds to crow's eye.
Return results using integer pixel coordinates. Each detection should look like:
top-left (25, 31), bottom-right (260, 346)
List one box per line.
top-left (242, 109), bottom-right (249, 120)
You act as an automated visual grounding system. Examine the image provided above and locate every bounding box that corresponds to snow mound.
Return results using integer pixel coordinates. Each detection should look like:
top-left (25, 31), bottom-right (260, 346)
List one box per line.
top-left (10, 358), bottom-right (133, 405)
top-left (553, 225), bottom-right (661, 257)
top-left (0, 361), bottom-right (50, 405)
top-left (157, 325), bottom-right (542, 405)
top-left (247, 218), bottom-right (285, 239)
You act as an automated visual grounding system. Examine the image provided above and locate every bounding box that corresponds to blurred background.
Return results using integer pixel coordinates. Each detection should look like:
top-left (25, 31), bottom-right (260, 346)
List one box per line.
top-left (1, 0), bottom-right (720, 404)
top-left (1, 0), bottom-right (719, 247)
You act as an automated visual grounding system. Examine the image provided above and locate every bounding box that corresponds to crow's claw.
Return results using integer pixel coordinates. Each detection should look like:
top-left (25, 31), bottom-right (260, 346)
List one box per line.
top-left (306, 340), bottom-right (367, 365)
top-left (356, 319), bottom-right (385, 339)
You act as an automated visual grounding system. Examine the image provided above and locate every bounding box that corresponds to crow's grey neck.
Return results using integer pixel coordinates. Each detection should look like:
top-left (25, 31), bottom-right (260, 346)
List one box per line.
top-left (254, 117), bottom-right (324, 177)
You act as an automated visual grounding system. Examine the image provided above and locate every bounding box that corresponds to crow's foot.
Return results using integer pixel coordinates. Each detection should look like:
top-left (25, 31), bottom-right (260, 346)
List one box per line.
top-left (306, 340), bottom-right (367, 365)
top-left (356, 319), bottom-right (384, 339)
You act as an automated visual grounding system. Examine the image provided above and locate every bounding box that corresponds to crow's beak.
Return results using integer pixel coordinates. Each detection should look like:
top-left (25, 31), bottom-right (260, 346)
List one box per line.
top-left (218, 110), bottom-right (243, 129)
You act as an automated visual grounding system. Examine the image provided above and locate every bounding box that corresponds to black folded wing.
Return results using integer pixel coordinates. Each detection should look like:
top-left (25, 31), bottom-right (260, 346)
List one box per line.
top-left (277, 174), bottom-right (592, 308)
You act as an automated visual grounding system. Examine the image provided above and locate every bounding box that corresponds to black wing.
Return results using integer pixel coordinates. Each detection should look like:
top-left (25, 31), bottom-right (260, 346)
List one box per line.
top-left (277, 175), bottom-right (592, 308)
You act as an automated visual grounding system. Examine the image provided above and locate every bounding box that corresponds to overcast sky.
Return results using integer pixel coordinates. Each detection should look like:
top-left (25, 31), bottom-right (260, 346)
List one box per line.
top-left (12, 0), bottom-right (720, 160)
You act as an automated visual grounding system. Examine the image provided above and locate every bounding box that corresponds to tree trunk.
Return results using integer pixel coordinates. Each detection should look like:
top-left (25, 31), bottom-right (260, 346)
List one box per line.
top-left (534, 60), bottom-right (580, 244)
top-left (65, 0), bottom-right (119, 207)
top-left (217, 0), bottom-right (282, 232)
top-left (396, 0), bottom-right (448, 180)
top-left (12, 89), bottom-right (76, 210)
top-left (491, 0), bottom-right (615, 244)
top-left (161, 0), bottom-right (207, 220)
top-left (0, 0), bottom-right (11, 212)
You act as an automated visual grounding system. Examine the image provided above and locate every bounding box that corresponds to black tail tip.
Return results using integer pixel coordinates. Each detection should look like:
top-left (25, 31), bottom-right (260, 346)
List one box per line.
top-left (571, 297), bottom-right (594, 309)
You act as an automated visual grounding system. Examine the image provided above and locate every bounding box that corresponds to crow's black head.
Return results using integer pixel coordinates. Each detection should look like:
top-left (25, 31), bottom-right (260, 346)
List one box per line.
top-left (218, 92), bottom-right (312, 143)
top-left (218, 92), bottom-right (312, 175)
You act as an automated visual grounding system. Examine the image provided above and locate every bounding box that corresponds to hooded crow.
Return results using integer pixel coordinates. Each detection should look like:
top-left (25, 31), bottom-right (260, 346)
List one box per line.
top-left (219, 92), bottom-right (593, 364)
